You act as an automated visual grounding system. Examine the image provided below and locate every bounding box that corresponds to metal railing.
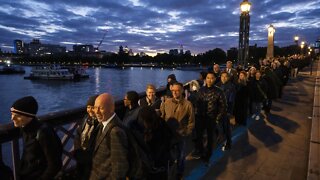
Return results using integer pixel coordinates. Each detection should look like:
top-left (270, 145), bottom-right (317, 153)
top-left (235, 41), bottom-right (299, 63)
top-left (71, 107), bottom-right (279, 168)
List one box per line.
top-left (307, 58), bottom-right (320, 179)
top-left (0, 87), bottom-right (167, 179)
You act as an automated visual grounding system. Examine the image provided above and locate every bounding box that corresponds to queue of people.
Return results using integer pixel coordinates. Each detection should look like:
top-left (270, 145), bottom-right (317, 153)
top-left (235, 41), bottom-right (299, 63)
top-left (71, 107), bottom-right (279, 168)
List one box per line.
top-left (5, 55), bottom-right (308, 180)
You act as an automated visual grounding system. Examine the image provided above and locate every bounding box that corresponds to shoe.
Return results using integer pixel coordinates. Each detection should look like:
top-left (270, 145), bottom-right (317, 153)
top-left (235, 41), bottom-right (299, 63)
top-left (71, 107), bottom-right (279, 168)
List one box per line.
top-left (222, 144), bottom-right (232, 151)
top-left (251, 114), bottom-right (256, 119)
top-left (255, 115), bottom-right (260, 121)
top-left (190, 150), bottom-right (201, 159)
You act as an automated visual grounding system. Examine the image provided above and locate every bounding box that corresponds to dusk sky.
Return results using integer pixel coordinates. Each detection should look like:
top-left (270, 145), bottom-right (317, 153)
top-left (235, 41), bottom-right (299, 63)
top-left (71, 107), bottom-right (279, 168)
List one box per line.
top-left (0, 0), bottom-right (319, 56)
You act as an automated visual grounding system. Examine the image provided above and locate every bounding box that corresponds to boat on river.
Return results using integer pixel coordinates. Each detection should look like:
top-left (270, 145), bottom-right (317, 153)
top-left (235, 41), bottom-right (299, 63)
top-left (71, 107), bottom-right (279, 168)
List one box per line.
top-left (62, 66), bottom-right (89, 79)
top-left (176, 64), bottom-right (207, 71)
top-left (24, 65), bottom-right (74, 80)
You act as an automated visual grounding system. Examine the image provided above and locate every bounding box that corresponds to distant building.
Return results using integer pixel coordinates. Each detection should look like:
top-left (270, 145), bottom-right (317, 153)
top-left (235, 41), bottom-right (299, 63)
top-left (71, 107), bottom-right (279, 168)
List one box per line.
top-left (73, 44), bottom-right (94, 53)
top-left (139, 52), bottom-right (146, 57)
top-left (22, 39), bottom-right (66, 57)
top-left (128, 49), bottom-right (134, 56)
top-left (124, 46), bottom-right (129, 54)
top-left (169, 49), bottom-right (179, 55)
top-left (13, 40), bottom-right (25, 54)
top-left (315, 37), bottom-right (320, 54)
top-left (179, 45), bottom-right (184, 55)
top-left (119, 45), bottom-right (124, 54)
top-left (185, 50), bottom-right (191, 56)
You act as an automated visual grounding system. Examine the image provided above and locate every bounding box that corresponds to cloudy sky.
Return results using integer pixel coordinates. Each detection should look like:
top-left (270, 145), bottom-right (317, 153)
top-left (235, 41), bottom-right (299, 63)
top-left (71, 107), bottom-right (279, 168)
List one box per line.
top-left (0, 0), bottom-right (319, 56)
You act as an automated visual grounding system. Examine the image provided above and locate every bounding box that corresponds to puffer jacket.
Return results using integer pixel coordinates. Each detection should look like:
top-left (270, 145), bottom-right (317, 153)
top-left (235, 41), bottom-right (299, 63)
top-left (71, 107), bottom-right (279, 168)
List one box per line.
top-left (197, 85), bottom-right (227, 122)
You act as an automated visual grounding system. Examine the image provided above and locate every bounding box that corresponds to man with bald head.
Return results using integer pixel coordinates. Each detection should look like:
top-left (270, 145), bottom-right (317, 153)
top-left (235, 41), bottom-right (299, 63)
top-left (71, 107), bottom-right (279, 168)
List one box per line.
top-left (89, 93), bottom-right (129, 180)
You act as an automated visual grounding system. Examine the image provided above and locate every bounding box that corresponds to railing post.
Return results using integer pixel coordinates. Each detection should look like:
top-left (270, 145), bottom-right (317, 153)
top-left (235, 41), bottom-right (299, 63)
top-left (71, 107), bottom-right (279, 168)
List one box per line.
top-left (11, 139), bottom-right (20, 180)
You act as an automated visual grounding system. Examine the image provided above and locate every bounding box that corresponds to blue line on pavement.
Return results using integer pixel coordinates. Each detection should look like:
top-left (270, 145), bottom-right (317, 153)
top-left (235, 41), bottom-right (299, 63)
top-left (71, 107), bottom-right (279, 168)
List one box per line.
top-left (185, 117), bottom-right (255, 180)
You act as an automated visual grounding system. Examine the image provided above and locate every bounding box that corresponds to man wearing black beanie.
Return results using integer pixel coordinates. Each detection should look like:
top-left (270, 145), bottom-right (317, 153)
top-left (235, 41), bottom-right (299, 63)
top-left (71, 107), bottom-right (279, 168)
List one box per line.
top-left (11, 96), bottom-right (62, 180)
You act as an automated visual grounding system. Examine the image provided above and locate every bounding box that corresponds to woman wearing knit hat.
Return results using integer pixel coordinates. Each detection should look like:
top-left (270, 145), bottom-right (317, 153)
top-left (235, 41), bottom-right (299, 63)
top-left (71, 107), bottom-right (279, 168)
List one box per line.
top-left (11, 96), bottom-right (62, 179)
top-left (74, 94), bottom-right (99, 179)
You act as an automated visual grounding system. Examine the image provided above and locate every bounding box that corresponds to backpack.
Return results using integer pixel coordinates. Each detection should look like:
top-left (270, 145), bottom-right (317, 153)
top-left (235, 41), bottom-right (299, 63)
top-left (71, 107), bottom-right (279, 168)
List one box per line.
top-left (107, 123), bottom-right (153, 179)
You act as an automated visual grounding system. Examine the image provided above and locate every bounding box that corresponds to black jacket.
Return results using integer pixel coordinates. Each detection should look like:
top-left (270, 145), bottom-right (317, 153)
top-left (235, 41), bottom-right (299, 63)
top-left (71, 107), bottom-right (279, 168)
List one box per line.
top-left (20, 119), bottom-right (62, 180)
top-left (248, 79), bottom-right (268, 103)
top-left (123, 106), bottom-right (142, 128)
top-left (197, 85), bottom-right (227, 123)
top-left (216, 81), bottom-right (236, 115)
top-left (139, 97), bottom-right (161, 110)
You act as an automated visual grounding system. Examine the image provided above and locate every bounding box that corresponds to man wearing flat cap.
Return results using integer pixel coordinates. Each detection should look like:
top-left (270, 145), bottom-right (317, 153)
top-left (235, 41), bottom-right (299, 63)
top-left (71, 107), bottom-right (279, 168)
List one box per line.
top-left (11, 96), bottom-right (62, 180)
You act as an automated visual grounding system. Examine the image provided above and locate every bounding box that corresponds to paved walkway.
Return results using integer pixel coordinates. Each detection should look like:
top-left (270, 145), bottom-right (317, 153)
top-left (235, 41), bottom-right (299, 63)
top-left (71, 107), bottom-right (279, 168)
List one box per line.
top-left (184, 60), bottom-right (319, 180)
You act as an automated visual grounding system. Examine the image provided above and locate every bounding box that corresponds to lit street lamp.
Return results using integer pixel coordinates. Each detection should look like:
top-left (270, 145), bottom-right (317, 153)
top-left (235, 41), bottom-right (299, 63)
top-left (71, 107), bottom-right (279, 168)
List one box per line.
top-left (308, 46), bottom-right (313, 55)
top-left (294, 35), bottom-right (299, 55)
top-left (294, 36), bottom-right (299, 45)
top-left (238, 0), bottom-right (251, 68)
top-left (300, 41), bottom-right (305, 55)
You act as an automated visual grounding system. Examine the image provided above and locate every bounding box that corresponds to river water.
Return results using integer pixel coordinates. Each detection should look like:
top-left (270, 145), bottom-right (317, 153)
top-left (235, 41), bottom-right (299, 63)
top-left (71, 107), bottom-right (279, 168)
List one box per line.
top-left (0, 66), bottom-right (199, 124)
top-left (0, 65), bottom-right (200, 166)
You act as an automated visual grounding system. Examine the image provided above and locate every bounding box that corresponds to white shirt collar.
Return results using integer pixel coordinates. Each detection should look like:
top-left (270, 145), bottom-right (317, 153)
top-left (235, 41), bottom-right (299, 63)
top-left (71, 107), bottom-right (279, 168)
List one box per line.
top-left (102, 113), bottom-right (116, 131)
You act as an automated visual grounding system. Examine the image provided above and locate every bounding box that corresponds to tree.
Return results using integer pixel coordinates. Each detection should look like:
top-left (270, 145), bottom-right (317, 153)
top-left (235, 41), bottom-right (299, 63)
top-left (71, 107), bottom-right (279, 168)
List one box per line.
top-left (201, 48), bottom-right (226, 65)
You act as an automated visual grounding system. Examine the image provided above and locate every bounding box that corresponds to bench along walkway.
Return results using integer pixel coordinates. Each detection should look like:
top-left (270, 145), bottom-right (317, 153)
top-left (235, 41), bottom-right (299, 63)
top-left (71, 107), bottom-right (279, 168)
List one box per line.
top-left (184, 60), bottom-right (319, 180)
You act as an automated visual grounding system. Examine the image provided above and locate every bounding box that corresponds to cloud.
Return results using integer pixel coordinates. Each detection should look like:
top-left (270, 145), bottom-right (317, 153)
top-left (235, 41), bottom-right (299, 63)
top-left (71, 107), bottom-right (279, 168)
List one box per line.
top-left (0, 0), bottom-right (319, 54)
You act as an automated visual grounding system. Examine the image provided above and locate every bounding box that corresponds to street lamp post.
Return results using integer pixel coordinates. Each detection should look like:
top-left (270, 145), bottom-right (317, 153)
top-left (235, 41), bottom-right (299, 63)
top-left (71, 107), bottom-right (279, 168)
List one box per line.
top-left (294, 36), bottom-right (299, 55)
top-left (308, 46), bottom-right (313, 75)
top-left (266, 24), bottom-right (275, 59)
top-left (238, 0), bottom-right (251, 68)
top-left (301, 41), bottom-right (305, 55)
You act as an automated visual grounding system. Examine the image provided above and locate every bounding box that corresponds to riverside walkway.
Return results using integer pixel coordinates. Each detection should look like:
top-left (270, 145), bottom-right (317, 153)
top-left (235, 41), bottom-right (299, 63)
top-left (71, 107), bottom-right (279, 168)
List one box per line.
top-left (184, 59), bottom-right (320, 180)
top-left (0, 59), bottom-right (318, 180)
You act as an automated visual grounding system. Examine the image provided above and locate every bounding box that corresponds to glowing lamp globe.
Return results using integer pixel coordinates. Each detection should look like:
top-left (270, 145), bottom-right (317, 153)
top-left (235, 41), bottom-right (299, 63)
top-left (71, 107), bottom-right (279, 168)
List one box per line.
top-left (240, 0), bottom-right (251, 13)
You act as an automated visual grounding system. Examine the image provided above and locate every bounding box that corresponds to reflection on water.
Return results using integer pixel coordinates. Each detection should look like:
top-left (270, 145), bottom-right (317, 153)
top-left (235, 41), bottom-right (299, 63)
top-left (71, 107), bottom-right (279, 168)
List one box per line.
top-left (0, 66), bottom-right (200, 124)
top-left (95, 68), bottom-right (100, 94)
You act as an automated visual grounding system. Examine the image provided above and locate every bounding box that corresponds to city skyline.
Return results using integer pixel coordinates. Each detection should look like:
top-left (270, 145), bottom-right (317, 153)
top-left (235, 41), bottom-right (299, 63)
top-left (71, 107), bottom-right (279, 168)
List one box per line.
top-left (0, 0), bottom-right (319, 56)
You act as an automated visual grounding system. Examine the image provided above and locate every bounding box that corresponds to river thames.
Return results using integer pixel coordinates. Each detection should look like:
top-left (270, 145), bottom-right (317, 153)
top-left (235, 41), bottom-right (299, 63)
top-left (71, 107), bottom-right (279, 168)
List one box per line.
top-left (0, 66), bottom-right (199, 124)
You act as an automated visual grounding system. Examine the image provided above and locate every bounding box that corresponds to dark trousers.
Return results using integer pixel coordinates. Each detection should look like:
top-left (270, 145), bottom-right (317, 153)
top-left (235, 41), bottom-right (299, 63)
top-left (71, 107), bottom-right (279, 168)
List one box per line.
top-left (263, 99), bottom-right (272, 113)
top-left (221, 115), bottom-right (232, 146)
top-left (170, 136), bottom-right (187, 176)
top-left (194, 117), bottom-right (217, 161)
top-left (176, 137), bottom-right (187, 175)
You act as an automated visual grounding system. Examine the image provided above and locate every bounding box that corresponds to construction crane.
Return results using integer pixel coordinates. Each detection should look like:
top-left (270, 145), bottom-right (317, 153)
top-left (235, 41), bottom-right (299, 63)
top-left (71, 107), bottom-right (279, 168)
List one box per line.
top-left (97, 29), bottom-right (108, 51)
